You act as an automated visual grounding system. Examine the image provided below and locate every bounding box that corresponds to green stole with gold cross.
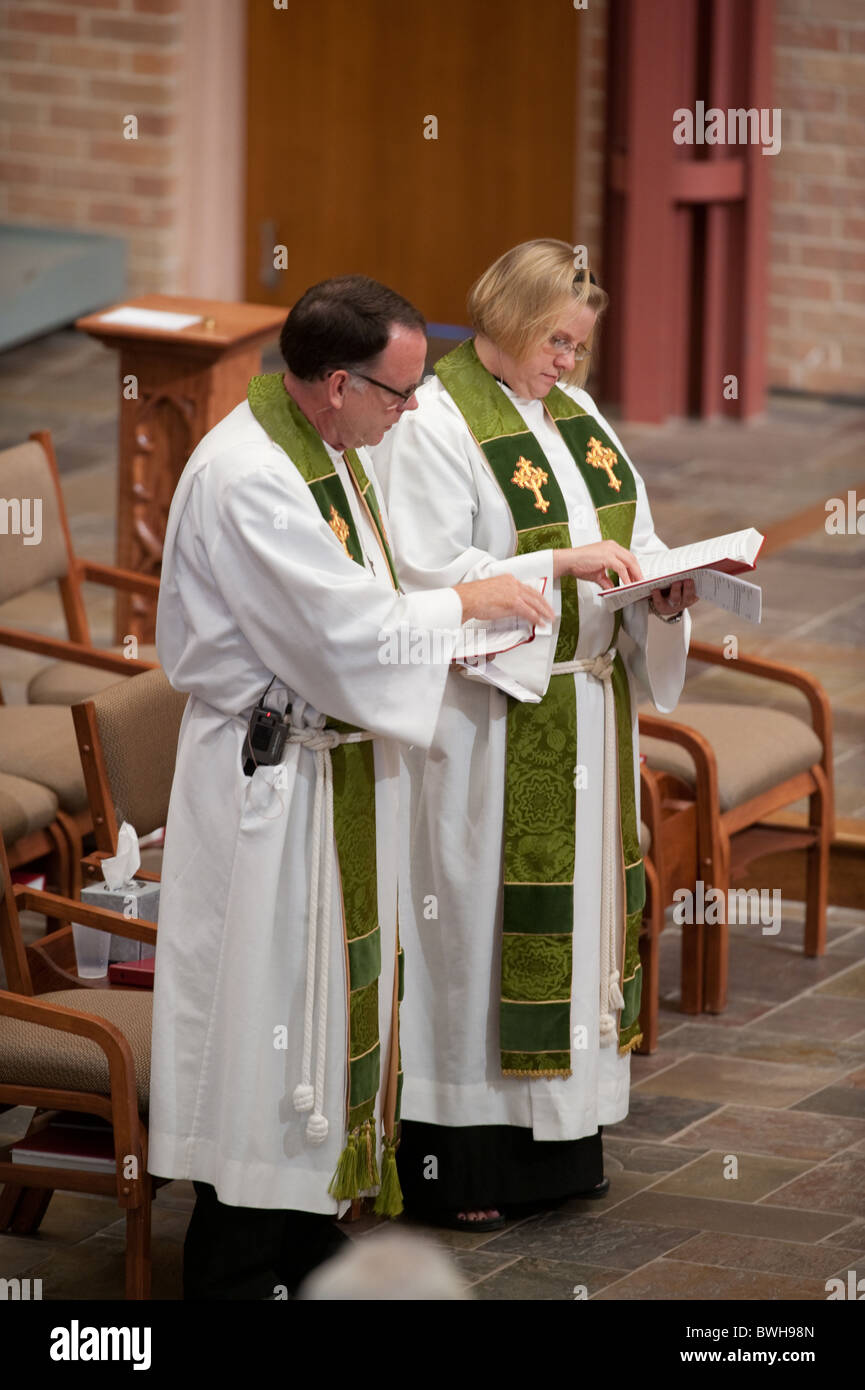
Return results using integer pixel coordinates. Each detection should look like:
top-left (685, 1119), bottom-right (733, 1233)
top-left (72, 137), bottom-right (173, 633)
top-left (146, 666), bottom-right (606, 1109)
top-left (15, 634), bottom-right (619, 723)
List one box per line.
top-left (247, 371), bottom-right (404, 1214)
top-left (434, 340), bottom-right (644, 1064)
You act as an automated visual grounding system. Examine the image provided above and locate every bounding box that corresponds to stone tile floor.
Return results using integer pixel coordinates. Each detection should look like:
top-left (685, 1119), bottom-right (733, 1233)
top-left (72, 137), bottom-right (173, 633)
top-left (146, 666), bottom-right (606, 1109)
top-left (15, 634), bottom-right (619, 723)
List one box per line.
top-left (1, 903), bottom-right (863, 1300)
top-left (0, 329), bottom-right (863, 1300)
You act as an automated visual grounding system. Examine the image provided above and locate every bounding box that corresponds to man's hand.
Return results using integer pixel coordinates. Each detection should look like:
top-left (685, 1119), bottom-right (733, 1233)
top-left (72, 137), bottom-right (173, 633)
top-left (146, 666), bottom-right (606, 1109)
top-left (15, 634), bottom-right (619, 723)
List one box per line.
top-left (454, 575), bottom-right (555, 625)
top-left (553, 542), bottom-right (643, 588)
top-left (650, 577), bottom-right (698, 616)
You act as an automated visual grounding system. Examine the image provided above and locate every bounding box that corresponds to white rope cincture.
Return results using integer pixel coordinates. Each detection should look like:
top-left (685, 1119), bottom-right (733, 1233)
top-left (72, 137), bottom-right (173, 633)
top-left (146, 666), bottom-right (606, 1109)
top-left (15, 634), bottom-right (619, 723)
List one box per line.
top-left (307, 736), bottom-right (334, 1144)
top-left (551, 648), bottom-right (625, 1047)
top-left (283, 703), bottom-right (375, 1144)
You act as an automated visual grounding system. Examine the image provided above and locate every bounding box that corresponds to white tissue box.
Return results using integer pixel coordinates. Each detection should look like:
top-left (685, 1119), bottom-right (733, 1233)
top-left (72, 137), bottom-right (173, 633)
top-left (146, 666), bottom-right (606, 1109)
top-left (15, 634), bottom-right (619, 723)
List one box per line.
top-left (80, 878), bottom-right (159, 963)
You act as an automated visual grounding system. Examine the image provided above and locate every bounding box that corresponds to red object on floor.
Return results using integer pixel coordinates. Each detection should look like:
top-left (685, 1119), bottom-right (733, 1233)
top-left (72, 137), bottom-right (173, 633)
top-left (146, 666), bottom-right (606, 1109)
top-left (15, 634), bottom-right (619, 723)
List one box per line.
top-left (107, 956), bottom-right (155, 989)
top-left (11, 1115), bottom-right (116, 1174)
top-left (10, 870), bottom-right (46, 889)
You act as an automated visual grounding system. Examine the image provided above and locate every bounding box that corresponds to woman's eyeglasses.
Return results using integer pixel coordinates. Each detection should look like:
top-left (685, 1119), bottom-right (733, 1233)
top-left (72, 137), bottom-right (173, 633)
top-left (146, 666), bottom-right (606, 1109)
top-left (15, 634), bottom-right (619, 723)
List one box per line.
top-left (547, 336), bottom-right (592, 362)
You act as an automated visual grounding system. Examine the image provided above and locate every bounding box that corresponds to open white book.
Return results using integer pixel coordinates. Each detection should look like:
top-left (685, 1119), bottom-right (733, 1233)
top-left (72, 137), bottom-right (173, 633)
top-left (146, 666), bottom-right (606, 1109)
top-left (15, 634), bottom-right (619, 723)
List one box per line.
top-left (600, 527), bottom-right (764, 623)
top-left (454, 575), bottom-right (558, 702)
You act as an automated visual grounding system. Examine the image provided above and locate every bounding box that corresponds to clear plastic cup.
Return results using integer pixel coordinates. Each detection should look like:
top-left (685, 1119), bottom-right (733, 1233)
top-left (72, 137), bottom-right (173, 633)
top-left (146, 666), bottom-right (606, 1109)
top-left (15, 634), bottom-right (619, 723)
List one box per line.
top-left (72, 923), bottom-right (111, 979)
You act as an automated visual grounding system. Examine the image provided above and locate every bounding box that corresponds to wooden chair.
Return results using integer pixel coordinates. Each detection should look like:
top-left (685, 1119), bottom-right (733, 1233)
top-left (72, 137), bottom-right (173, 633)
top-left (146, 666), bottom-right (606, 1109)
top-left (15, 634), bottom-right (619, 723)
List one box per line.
top-left (639, 640), bottom-right (833, 1014)
top-left (0, 430), bottom-right (159, 706)
top-left (23, 670), bottom-right (188, 995)
top-left (0, 431), bottom-right (163, 888)
top-left (0, 703), bottom-right (100, 905)
top-left (0, 828), bottom-right (158, 1299)
top-left (636, 815), bottom-right (660, 1054)
top-left (73, 668), bottom-right (189, 885)
top-left (636, 754), bottom-right (709, 1052)
top-left (0, 774), bottom-right (72, 899)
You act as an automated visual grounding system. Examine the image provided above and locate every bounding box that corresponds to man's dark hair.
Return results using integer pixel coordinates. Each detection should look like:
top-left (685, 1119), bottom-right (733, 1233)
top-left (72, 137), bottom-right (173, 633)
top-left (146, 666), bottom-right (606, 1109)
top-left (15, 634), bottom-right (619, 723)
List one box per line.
top-left (279, 274), bottom-right (426, 381)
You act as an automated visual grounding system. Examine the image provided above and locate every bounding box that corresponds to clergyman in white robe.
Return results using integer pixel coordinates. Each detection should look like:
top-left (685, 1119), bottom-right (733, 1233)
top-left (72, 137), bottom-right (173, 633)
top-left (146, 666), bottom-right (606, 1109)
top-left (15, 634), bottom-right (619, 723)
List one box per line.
top-left (372, 373), bottom-right (689, 1208)
top-left (148, 397), bottom-right (461, 1218)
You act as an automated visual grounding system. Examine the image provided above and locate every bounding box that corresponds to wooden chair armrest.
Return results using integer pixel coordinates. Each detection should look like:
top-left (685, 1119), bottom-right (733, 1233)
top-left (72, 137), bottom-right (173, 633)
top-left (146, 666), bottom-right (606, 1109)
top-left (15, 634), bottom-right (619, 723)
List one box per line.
top-left (639, 713), bottom-right (722, 877)
top-left (0, 988), bottom-right (145, 1206)
top-left (14, 888), bottom-right (157, 948)
top-left (640, 762), bottom-right (664, 825)
top-left (0, 985), bottom-right (136, 1041)
top-left (77, 560), bottom-right (161, 596)
top-left (639, 763), bottom-right (665, 885)
top-left (82, 851), bottom-right (161, 885)
top-left (0, 626), bottom-right (156, 675)
top-left (687, 639), bottom-right (833, 755)
top-left (640, 712), bottom-right (719, 778)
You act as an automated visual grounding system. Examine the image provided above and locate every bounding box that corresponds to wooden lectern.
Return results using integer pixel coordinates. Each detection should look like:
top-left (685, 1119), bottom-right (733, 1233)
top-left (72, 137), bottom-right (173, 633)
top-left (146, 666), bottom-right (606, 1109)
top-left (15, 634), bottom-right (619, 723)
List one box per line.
top-left (77, 294), bottom-right (286, 642)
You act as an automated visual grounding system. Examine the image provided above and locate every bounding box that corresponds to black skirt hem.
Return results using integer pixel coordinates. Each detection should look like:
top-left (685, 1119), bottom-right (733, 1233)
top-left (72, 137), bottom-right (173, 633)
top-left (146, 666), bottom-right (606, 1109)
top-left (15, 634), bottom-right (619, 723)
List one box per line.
top-left (397, 1118), bottom-right (604, 1212)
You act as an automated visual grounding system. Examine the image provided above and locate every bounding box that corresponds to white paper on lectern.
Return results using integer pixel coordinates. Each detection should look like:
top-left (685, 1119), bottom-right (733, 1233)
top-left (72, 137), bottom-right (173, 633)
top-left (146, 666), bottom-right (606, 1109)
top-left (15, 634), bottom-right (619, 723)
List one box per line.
top-left (97, 306), bottom-right (203, 331)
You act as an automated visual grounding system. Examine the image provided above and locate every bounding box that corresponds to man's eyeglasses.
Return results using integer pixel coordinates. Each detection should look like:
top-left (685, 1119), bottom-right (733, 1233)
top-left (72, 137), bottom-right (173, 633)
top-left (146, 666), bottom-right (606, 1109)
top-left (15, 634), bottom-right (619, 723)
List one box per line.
top-left (345, 369), bottom-right (421, 404)
top-left (547, 336), bottom-right (592, 362)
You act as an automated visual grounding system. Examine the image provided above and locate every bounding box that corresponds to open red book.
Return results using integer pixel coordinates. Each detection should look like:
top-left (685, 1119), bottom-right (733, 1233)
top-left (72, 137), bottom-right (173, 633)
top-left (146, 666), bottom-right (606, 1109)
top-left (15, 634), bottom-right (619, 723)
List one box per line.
top-left (11, 1114), bottom-right (116, 1174)
top-left (600, 527), bottom-right (764, 621)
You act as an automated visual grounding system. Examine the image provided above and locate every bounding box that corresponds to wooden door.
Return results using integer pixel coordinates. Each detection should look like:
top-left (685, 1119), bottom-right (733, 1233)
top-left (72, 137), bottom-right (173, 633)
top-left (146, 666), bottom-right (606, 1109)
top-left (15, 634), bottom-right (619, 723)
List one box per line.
top-left (245, 0), bottom-right (580, 324)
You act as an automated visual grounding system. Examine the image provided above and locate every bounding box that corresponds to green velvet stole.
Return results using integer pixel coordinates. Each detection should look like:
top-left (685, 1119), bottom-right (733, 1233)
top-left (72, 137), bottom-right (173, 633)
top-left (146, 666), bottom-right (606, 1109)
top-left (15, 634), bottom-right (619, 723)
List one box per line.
top-left (434, 341), bottom-right (644, 1063)
top-left (247, 372), bottom-right (403, 1211)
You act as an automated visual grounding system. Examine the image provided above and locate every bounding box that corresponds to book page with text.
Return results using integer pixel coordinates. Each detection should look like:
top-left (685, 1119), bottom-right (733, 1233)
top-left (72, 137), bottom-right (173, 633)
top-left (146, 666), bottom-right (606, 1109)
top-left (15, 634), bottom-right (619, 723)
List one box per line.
top-left (636, 528), bottom-right (763, 582)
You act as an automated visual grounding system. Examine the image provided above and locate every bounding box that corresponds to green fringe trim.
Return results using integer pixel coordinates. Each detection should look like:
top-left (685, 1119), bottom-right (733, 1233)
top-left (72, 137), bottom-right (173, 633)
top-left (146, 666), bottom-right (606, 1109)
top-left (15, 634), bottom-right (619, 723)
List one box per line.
top-left (356, 1118), bottom-right (380, 1192)
top-left (373, 1135), bottom-right (404, 1219)
top-left (327, 1130), bottom-right (359, 1201)
top-left (329, 1123), bottom-right (401, 1211)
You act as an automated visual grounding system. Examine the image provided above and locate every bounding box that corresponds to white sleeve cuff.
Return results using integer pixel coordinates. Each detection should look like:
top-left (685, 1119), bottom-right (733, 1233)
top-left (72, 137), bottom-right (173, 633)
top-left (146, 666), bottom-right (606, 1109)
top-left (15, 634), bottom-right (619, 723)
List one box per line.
top-left (480, 550), bottom-right (555, 588)
top-left (402, 584), bottom-right (464, 638)
top-left (645, 605), bottom-right (691, 712)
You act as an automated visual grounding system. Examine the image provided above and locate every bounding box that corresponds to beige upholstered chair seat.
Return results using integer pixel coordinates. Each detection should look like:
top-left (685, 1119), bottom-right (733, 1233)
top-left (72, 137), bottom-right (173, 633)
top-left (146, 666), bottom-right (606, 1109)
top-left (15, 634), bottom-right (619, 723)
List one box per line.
top-left (640, 703), bottom-right (823, 813)
top-left (138, 845), bottom-right (164, 877)
top-left (0, 988), bottom-right (152, 1114)
top-left (639, 820), bottom-right (651, 857)
top-left (0, 441), bottom-right (70, 607)
top-left (0, 773), bottom-right (59, 842)
top-left (79, 670), bottom-right (189, 838)
top-left (0, 706), bottom-right (88, 814)
top-left (28, 645), bottom-right (160, 706)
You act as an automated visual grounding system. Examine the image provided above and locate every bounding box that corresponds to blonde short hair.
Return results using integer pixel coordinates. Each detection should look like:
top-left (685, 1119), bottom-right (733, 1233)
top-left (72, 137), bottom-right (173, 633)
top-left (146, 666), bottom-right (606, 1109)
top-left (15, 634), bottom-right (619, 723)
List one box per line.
top-left (467, 238), bottom-right (609, 388)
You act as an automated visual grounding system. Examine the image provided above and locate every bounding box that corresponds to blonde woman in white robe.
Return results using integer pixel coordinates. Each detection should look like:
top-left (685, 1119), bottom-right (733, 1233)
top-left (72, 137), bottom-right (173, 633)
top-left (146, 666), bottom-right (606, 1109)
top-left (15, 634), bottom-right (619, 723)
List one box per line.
top-left (372, 241), bottom-right (695, 1229)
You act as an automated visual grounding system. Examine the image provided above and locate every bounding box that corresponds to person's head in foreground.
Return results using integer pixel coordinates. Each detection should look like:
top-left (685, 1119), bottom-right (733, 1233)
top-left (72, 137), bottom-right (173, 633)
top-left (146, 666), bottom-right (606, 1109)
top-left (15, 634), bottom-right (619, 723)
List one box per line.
top-left (470, 237), bottom-right (608, 401)
top-left (297, 1229), bottom-right (470, 1301)
top-left (280, 274), bottom-right (428, 451)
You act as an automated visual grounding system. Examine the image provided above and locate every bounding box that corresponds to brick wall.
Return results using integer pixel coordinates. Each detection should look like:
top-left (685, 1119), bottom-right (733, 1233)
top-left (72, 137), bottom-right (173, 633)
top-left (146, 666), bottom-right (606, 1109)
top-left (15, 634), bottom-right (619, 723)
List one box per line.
top-left (0, 0), bottom-right (184, 294)
top-left (0, 2), bottom-right (861, 397)
top-left (769, 0), bottom-right (865, 396)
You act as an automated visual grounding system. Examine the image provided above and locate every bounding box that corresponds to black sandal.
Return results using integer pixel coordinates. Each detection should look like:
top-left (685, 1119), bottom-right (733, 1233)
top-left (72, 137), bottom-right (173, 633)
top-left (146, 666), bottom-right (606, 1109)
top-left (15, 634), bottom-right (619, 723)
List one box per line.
top-left (423, 1209), bottom-right (507, 1232)
top-left (572, 1176), bottom-right (610, 1199)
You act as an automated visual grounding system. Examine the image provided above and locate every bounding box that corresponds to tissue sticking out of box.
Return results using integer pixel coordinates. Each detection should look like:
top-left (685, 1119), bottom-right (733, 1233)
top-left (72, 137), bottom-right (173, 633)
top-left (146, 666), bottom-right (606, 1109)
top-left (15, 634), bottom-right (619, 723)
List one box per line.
top-left (101, 820), bottom-right (141, 890)
top-left (82, 821), bottom-right (159, 963)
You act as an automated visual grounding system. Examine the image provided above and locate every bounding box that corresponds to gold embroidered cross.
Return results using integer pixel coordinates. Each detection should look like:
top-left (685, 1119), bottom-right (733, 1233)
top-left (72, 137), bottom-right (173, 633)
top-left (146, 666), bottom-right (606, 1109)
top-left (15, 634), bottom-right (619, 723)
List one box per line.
top-left (511, 455), bottom-right (550, 513)
top-left (586, 436), bottom-right (621, 492)
top-left (328, 504), bottom-right (351, 557)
